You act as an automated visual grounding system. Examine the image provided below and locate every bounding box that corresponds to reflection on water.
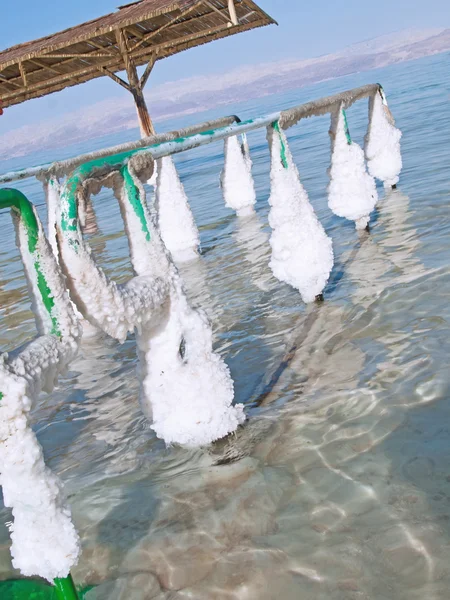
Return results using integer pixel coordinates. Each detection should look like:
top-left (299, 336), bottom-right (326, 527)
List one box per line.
top-left (1, 53), bottom-right (450, 598)
top-left (233, 213), bottom-right (272, 292)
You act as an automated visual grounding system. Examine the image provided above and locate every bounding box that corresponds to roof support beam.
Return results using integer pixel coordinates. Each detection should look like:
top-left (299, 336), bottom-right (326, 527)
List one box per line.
top-left (131, 19), bottom-right (261, 61)
top-left (98, 67), bottom-right (131, 91)
top-left (87, 38), bottom-right (120, 54)
top-left (203, 1), bottom-right (232, 24)
top-left (130, 2), bottom-right (203, 52)
top-left (139, 54), bottom-right (156, 90)
top-left (0, 59), bottom-right (123, 101)
top-left (228, 0), bottom-right (239, 25)
top-left (240, 11), bottom-right (256, 21)
top-left (116, 28), bottom-right (155, 137)
top-left (125, 24), bottom-right (147, 40)
top-left (0, 74), bottom-right (22, 90)
top-left (28, 58), bottom-right (64, 76)
top-left (18, 61), bottom-right (28, 88)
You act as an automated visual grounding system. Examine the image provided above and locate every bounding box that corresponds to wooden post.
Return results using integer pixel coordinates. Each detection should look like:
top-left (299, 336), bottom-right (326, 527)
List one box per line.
top-left (116, 28), bottom-right (155, 137)
top-left (130, 81), bottom-right (154, 137)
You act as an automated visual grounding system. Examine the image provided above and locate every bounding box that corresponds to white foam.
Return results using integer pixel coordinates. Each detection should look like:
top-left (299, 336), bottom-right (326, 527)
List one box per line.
top-left (267, 124), bottom-right (333, 303)
top-left (365, 91), bottom-right (402, 187)
top-left (327, 107), bottom-right (378, 230)
top-left (221, 134), bottom-right (256, 217)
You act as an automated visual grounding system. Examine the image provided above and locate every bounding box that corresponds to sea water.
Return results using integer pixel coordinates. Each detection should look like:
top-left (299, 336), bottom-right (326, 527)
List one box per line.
top-left (0, 51), bottom-right (450, 599)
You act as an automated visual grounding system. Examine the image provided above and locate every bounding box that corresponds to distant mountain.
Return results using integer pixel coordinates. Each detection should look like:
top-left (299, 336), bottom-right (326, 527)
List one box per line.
top-left (337, 28), bottom-right (446, 56)
top-left (1, 27), bottom-right (449, 160)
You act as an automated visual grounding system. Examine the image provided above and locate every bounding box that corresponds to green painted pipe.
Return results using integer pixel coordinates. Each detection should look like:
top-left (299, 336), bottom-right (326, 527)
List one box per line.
top-left (0, 188), bottom-right (61, 336)
top-left (0, 577), bottom-right (92, 599)
top-left (271, 120), bottom-right (288, 169)
top-left (53, 575), bottom-right (79, 600)
top-left (60, 157), bottom-right (153, 248)
top-left (60, 151), bottom-right (142, 235)
top-left (0, 188), bottom-right (40, 251)
top-left (342, 109), bottom-right (352, 145)
top-left (121, 164), bottom-right (151, 242)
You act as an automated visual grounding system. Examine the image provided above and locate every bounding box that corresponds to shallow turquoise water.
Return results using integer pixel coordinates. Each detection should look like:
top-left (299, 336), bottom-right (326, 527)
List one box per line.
top-left (1, 51), bottom-right (450, 598)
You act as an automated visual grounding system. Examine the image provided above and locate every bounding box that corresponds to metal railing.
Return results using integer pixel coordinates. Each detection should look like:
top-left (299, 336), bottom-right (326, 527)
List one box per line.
top-left (0, 82), bottom-right (387, 599)
top-left (0, 84), bottom-right (381, 185)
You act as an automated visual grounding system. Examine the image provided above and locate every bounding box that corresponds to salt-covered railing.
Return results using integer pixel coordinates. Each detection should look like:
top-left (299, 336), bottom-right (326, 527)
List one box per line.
top-left (0, 189), bottom-right (81, 599)
top-left (0, 84), bottom-right (399, 186)
top-left (0, 82), bottom-right (403, 597)
top-left (56, 150), bottom-right (245, 447)
top-left (0, 114), bottom-right (242, 184)
top-left (0, 80), bottom-right (403, 442)
top-left (0, 78), bottom-right (403, 445)
top-left (48, 80), bottom-right (401, 437)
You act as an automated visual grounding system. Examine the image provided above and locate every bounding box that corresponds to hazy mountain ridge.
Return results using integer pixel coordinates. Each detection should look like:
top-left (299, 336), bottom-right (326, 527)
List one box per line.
top-left (1, 27), bottom-right (449, 161)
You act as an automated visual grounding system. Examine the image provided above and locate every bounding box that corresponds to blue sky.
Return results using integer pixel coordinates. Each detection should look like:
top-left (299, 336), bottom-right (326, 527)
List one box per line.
top-left (1, 0), bottom-right (449, 133)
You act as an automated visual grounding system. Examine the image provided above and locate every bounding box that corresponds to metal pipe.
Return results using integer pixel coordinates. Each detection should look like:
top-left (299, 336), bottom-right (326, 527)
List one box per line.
top-left (279, 83), bottom-right (380, 129)
top-left (53, 575), bottom-right (79, 600)
top-left (0, 84), bottom-right (382, 185)
top-left (0, 115), bottom-right (241, 184)
top-left (0, 188), bottom-right (61, 336)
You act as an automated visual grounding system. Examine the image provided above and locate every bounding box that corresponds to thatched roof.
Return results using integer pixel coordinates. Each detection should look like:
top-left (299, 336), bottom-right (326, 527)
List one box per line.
top-left (0, 0), bottom-right (275, 107)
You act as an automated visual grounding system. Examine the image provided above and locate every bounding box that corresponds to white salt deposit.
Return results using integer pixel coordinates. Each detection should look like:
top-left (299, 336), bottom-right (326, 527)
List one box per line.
top-left (14, 203), bottom-right (80, 344)
top-left (44, 178), bottom-right (99, 338)
top-left (327, 107), bottom-right (378, 230)
top-left (267, 124), bottom-right (333, 303)
top-left (119, 162), bottom-right (245, 446)
top-left (221, 134), bottom-right (256, 217)
top-left (45, 177), bottom-right (61, 259)
top-left (58, 158), bottom-right (244, 446)
top-left (137, 280), bottom-right (245, 447)
top-left (147, 161), bottom-right (158, 187)
top-left (0, 353), bottom-right (80, 582)
top-left (57, 169), bottom-right (170, 343)
top-left (0, 206), bottom-right (81, 581)
top-left (155, 156), bottom-right (200, 263)
top-left (365, 90), bottom-right (402, 187)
